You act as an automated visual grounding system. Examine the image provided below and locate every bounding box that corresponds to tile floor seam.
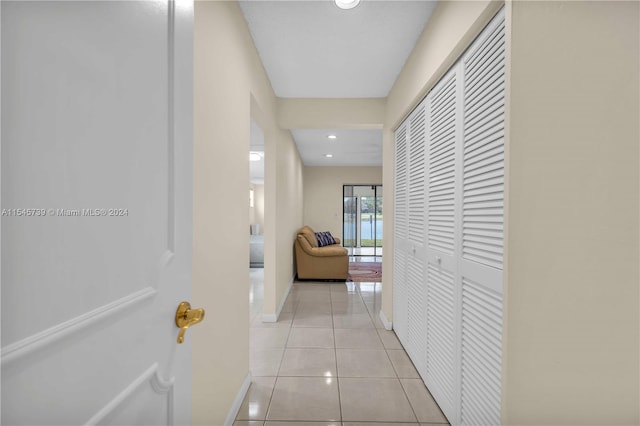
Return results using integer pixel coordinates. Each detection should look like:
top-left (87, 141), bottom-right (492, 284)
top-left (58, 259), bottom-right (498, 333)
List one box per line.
top-left (273, 344), bottom-right (286, 375)
top-left (261, 376), bottom-right (278, 422)
top-left (330, 284), bottom-right (344, 423)
top-left (263, 301), bottom-right (294, 421)
top-left (393, 348), bottom-right (422, 380)
top-left (246, 272), bottom-right (449, 426)
top-left (398, 376), bottom-right (422, 424)
top-left (358, 280), bottom-right (416, 425)
top-left (384, 347), bottom-right (402, 379)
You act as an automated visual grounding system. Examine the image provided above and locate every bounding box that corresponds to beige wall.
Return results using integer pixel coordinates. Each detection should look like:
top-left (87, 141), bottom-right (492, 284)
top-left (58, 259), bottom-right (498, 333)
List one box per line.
top-left (274, 132), bottom-right (304, 305)
top-left (263, 127), bottom-right (304, 318)
top-left (503, 1), bottom-right (639, 424)
top-left (381, 0), bottom-right (502, 323)
top-left (193, 2), bottom-right (303, 424)
top-left (277, 98), bottom-right (385, 130)
top-left (303, 166), bottom-right (382, 241)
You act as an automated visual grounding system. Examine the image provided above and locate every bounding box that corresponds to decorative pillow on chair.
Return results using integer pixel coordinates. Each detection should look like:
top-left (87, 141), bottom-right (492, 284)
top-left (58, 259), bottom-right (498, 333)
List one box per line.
top-left (315, 231), bottom-right (336, 247)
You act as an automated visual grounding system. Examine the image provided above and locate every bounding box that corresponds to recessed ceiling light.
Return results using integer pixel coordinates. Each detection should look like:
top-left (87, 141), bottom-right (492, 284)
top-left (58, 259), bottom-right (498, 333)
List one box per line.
top-left (249, 152), bottom-right (261, 162)
top-left (335, 0), bottom-right (360, 10)
top-left (325, 154), bottom-right (333, 158)
top-left (328, 135), bottom-right (337, 140)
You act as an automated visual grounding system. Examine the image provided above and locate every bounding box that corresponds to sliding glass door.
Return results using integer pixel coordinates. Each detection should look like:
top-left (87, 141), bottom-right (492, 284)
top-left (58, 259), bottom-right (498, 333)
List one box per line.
top-left (343, 185), bottom-right (383, 256)
top-left (343, 194), bottom-right (357, 247)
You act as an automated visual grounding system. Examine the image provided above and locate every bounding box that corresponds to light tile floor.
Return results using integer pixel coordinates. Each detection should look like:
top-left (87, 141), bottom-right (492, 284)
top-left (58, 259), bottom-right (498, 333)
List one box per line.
top-left (238, 268), bottom-right (449, 426)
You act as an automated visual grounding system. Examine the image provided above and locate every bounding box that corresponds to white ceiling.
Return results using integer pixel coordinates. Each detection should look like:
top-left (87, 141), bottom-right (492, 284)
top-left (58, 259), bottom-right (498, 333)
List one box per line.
top-left (239, 0), bottom-right (436, 98)
top-left (239, 0), bottom-right (436, 170)
top-left (291, 129), bottom-right (382, 166)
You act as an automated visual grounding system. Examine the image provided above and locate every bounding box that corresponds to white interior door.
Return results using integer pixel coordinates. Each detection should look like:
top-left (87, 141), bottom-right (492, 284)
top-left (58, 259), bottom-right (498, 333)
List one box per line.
top-left (393, 123), bottom-right (408, 343)
top-left (1, 1), bottom-right (194, 425)
top-left (458, 9), bottom-right (505, 425)
top-left (424, 66), bottom-right (459, 422)
top-left (405, 102), bottom-right (427, 377)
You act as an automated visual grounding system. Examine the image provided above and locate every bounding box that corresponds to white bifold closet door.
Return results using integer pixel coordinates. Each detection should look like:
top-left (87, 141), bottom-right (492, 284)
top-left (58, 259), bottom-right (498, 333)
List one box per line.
top-left (459, 10), bottom-right (505, 426)
top-left (424, 65), bottom-right (460, 420)
top-left (393, 123), bottom-right (409, 344)
top-left (405, 102), bottom-right (428, 377)
top-left (392, 7), bottom-right (505, 426)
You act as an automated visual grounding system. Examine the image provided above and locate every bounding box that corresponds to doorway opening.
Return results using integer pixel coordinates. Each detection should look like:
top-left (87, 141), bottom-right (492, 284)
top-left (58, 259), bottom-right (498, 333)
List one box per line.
top-left (343, 184), bottom-right (383, 257)
top-left (249, 119), bottom-right (265, 269)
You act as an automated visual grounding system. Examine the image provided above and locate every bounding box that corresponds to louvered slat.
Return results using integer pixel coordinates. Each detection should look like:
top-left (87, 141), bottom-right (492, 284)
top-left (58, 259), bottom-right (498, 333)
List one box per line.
top-left (408, 104), bottom-right (427, 244)
top-left (461, 278), bottom-right (502, 426)
top-left (395, 125), bottom-right (408, 240)
top-left (428, 72), bottom-right (457, 255)
top-left (406, 256), bottom-right (426, 376)
top-left (462, 10), bottom-right (506, 271)
top-left (394, 123), bottom-right (409, 344)
top-left (426, 264), bottom-right (455, 418)
top-left (393, 249), bottom-right (408, 344)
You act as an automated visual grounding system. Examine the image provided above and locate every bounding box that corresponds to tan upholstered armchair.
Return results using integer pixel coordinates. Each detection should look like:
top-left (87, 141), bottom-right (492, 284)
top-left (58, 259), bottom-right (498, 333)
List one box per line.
top-left (295, 226), bottom-right (349, 280)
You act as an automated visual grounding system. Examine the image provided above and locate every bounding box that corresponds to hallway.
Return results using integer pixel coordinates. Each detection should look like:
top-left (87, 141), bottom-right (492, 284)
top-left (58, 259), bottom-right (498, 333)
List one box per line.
top-left (235, 269), bottom-right (449, 425)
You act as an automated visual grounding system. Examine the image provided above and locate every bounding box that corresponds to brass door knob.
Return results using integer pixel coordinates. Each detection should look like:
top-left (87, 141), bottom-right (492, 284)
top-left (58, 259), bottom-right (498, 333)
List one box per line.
top-left (175, 301), bottom-right (205, 344)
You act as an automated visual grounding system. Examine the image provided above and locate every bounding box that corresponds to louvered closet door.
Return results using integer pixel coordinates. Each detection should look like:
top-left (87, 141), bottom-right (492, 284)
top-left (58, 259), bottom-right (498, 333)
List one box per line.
top-left (459, 9), bottom-right (505, 426)
top-left (393, 8), bottom-right (505, 426)
top-left (424, 66), bottom-right (460, 422)
top-left (405, 102), bottom-right (428, 376)
top-left (393, 122), bottom-right (409, 343)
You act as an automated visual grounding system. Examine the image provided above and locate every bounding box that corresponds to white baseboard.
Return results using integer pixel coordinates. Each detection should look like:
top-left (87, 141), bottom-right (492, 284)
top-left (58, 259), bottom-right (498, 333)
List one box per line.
top-left (262, 275), bottom-right (294, 323)
top-left (379, 310), bottom-right (393, 331)
top-left (224, 371), bottom-right (252, 426)
top-left (261, 313), bottom-right (278, 323)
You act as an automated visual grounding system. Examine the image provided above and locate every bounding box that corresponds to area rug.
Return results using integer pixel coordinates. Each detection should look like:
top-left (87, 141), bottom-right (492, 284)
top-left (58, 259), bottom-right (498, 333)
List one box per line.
top-left (348, 262), bottom-right (382, 282)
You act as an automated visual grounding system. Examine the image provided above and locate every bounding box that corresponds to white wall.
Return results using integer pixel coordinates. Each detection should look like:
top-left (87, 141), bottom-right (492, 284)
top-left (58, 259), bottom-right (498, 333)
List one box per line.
top-left (303, 166), bottom-right (382, 241)
top-left (193, 2), bottom-right (304, 424)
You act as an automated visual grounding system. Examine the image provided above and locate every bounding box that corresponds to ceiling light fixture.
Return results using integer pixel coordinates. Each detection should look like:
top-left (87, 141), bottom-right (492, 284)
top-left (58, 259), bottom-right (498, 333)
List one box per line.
top-left (328, 135), bottom-right (337, 140)
top-left (325, 154), bottom-right (333, 158)
top-left (334, 0), bottom-right (360, 10)
top-left (249, 152), bottom-right (261, 162)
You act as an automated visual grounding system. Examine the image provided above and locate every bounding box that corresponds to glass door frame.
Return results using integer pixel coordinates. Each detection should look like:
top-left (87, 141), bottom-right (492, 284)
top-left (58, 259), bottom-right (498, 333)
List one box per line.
top-left (342, 184), bottom-right (383, 257)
